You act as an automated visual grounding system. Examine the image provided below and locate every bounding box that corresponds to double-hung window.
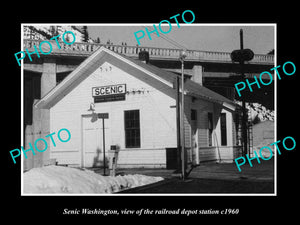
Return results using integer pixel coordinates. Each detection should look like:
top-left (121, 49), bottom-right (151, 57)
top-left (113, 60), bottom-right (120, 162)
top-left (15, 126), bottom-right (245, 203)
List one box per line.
top-left (124, 110), bottom-right (141, 148)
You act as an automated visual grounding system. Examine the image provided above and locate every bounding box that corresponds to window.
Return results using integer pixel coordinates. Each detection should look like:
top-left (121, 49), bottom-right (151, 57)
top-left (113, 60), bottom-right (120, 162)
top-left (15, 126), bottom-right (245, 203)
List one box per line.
top-left (191, 109), bottom-right (197, 121)
top-left (220, 113), bottom-right (227, 146)
top-left (124, 110), bottom-right (141, 148)
top-left (208, 112), bottom-right (213, 146)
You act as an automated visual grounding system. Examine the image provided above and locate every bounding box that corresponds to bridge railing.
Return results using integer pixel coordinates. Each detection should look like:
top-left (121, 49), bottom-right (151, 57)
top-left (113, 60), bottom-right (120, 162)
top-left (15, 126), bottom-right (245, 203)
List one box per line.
top-left (23, 39), bottom-right (274, 64)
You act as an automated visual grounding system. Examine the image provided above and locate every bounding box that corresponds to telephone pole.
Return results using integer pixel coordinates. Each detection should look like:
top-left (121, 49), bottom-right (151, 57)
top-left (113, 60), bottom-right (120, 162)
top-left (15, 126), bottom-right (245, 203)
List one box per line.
top-left (176, 76), bottom-right (181, 174)
top-left (240, 29), bottom-right (248, 157)
top-left (179, 50), bottom-right (187, 180)
top-left (231, 29), bottom-right (254, 158)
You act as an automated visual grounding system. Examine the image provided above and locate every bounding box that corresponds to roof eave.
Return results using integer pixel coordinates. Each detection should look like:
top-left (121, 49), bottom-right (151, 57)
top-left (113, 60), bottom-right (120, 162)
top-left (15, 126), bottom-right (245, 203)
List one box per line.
top-left (187, 91), bottom-right (237, 111)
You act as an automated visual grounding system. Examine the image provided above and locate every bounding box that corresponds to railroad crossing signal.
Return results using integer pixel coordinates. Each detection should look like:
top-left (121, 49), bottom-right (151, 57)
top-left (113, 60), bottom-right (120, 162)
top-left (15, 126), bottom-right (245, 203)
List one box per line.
top-left (231, 29), bottom-right (254, 159)
top-left (230, 48), bottom-right (254, 63)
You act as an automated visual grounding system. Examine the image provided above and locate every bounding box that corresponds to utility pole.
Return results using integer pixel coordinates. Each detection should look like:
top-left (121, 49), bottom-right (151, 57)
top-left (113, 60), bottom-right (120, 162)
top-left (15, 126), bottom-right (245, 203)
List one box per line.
top-left (176, 76), bottom-right (181, 173)
top-left (231, 29), bottom-right (254, 158)
top-left (180, 50), bottom-right (187, 180)
top-left (240, 29), bottom-right (248, 157)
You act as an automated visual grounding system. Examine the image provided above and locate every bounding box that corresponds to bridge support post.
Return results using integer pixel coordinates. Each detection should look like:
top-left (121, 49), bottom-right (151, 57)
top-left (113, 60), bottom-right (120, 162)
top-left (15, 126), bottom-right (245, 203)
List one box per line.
top-left (23, 100), bottom-right (51, 171)
top-left (38, 58), bottom-right (56, 168)
top-left (24, 58), bottom-right (56, 170)
top-left (41, 58), bottom-right (56, 97)
top-left (191, 65), bottom-right (203, 85)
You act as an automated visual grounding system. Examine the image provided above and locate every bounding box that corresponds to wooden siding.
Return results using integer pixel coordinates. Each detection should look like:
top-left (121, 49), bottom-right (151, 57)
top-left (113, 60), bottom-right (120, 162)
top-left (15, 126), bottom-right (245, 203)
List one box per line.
top-left (199, 147), bottom-right (218, 162)
top-left (49, 62), bottom-right (176, 167)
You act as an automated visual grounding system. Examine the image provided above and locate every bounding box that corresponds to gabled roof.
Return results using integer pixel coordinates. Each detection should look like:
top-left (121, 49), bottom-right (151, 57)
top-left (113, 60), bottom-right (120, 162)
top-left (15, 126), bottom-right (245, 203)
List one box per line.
top-left (34, 46), bottom-right (237, 110)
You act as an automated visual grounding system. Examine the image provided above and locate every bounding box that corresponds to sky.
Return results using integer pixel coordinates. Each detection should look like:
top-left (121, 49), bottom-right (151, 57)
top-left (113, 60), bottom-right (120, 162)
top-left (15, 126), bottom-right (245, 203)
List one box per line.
top-left (87, 24), bottom-right (275, 54)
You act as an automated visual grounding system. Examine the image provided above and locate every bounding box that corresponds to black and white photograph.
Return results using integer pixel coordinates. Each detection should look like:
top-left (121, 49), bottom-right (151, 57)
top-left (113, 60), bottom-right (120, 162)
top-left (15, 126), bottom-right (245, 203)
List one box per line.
top-left (21, 24), bottom-right (276, 195)
top-left (4, 4), bottom-right (298, 220)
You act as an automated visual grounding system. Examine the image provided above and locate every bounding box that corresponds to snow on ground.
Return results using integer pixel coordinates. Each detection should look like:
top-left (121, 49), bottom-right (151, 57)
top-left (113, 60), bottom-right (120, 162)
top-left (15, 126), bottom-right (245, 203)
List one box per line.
top-left (252, 138), bottom-right (275, 158)
top-left (23, 165), bottom-right (164, 194)
top-left (235, 101), bottom-right (274, 123)
top-left (247, 103), bottom-right (274, 122)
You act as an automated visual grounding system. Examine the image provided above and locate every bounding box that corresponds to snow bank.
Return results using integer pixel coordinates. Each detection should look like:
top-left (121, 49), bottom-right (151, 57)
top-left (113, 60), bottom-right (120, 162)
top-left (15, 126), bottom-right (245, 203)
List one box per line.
top-left (23, 165), bottom-right (164, 194)
top-left (247, 103), bottom-right (274, 122)
top-left (252, 138), bottom-right (275, 158)
top-left (235, 102), bottom-right (274, 123)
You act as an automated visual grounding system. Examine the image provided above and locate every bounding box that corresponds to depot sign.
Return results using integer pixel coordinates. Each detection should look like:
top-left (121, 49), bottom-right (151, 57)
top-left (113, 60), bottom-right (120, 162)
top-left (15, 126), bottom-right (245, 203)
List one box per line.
top-left (92, 84), bottom-right (126, 103)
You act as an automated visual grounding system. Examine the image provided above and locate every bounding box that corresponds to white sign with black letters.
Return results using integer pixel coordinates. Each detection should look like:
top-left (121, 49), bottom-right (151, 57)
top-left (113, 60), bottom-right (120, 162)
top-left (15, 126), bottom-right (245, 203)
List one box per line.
top-left (92, 84), bottom-right (126, 97)
top-left (92, 84), bottom-right (126, 103)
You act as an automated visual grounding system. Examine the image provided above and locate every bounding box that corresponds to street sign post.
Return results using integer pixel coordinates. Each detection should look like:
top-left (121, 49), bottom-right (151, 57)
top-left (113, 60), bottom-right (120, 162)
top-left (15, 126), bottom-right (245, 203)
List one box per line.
top-left (98, 113), bottom-right (109, 175)
top-left (98, 113), bottom-right (109, 119)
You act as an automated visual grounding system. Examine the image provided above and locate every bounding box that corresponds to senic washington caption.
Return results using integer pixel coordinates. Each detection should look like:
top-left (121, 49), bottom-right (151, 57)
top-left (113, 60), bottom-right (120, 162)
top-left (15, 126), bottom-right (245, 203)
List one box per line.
top-left (63, 208), bottom-right (119, 215)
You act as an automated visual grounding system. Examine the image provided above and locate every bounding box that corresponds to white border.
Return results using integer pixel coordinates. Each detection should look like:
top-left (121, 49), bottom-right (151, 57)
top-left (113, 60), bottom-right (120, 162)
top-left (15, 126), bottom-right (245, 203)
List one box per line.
top-left (274, 23), bottom-right (277, 196)
top-left (21, 23), bottom-right (24, 191)
top-left (20, 23), bottom-right (277, 196)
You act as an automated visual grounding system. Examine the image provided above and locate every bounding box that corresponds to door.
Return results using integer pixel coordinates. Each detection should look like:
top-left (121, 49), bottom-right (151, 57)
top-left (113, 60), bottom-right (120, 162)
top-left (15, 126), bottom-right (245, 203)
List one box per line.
top-left (166, 148), bottom-right (178, 169)
top-left (82, 114), bottom-right (110, 167)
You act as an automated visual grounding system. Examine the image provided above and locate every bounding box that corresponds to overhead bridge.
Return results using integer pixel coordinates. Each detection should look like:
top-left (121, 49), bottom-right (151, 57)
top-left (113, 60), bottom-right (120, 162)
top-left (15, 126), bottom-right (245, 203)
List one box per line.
top-left (23, 39), bottom-right (275, 119)
top-left (23, 39), bottom-right (273, 65)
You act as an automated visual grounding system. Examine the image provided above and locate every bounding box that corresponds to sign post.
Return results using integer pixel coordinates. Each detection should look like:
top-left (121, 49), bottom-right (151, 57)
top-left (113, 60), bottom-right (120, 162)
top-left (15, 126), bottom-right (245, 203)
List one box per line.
top-left (98, 113), bottom-right (109, 176)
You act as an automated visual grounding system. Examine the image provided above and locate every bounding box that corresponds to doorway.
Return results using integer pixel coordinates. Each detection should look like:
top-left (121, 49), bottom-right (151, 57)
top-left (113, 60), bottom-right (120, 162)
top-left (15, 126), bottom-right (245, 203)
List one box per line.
top-left (81, 114), bottom-right (110, 167)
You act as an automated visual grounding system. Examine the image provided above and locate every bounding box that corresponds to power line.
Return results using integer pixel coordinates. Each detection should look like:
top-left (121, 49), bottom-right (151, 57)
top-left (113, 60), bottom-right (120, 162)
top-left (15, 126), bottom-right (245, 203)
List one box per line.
top-left (140, 25), bottom-right (189, 51)
top-left (144, 25), bottom-right (187, 50)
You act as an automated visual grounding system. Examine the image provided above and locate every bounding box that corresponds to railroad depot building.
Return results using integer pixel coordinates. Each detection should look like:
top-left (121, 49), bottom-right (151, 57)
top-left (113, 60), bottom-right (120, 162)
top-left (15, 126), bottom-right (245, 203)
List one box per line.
top-left (25, 46), bottom-right (242, 170)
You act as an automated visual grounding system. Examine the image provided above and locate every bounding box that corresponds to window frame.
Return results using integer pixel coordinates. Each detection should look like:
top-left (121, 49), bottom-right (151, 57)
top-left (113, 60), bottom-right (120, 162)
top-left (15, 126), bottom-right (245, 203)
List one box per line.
top-left (220, 113), bottom-right (227, 146)
top-left (191, 109), bottom-right (197, 121)
top-left (124, 109), bottom-right (141, 148)
top-left (208, 112), bottom-right (213, 146)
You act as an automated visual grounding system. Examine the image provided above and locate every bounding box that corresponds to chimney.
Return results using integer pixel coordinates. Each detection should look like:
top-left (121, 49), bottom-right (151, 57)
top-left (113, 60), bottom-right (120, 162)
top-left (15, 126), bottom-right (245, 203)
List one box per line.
top-left (138, 50), bottom-right (149, 64)
top-left (191, 65), bottom-right (203, 85)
